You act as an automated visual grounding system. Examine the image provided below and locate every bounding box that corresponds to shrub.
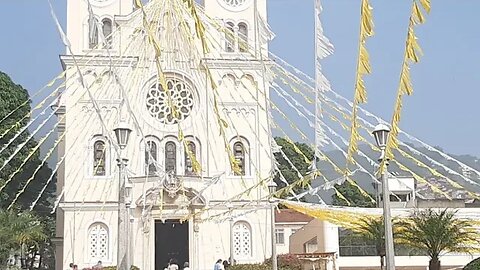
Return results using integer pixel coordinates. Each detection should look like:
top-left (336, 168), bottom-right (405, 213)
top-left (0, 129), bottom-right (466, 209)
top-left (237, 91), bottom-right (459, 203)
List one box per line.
top-left (464, 257), bottom-right (480, 270)
top-left (230, 254), bottom-right (303, 270)
top-left (229, 263), bottom-right (268, 270)
top-left (84, 266), bottom-right (139, 270)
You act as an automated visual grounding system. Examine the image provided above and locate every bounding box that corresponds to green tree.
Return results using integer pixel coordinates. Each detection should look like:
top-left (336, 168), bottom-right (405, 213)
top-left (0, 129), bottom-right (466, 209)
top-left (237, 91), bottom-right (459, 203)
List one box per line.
top-left (397, 209), bottom-right (480, 270)
top-left (273, 137), bottom-right (314, 198)
top-left (332, 181), bottom-right (375, 207)
top-left (0, 210), bottom-right (48, 267)
top-left (463, 257), bottom-right (480, 270)
top-left (0, 71), bottom-right (56, 269)
top-left (0, 71), bottom-right (55, 212)
top-left (351, 217), bottom-right (387, 268)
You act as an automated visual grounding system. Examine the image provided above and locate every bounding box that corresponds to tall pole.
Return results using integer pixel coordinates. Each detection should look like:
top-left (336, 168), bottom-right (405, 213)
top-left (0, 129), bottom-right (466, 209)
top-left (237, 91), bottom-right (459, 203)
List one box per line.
top-left (117, 156), bottom-right (129, 270)
top-left (270, 202), bottom-right (277, 270)
top-left (229, 205), bottom-right (235, 266)
top-left (381, 153), bottom-right (395, 270)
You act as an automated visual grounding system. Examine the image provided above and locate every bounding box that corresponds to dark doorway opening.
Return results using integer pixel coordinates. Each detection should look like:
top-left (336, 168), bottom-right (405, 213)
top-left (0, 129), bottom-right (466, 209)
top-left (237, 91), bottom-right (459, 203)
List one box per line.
top-left (155, 219), bottom-right (189, 270)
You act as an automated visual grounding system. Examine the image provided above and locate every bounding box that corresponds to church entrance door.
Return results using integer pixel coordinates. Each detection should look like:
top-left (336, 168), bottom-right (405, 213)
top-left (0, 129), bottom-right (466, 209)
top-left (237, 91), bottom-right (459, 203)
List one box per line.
top-left (155, 219), bottom-right (189, 270)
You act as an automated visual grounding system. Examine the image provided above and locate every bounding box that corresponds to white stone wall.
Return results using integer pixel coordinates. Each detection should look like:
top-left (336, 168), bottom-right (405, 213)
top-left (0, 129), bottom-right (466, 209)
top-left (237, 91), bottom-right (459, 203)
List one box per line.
top-left (58, 0), bottom-right (274, 269)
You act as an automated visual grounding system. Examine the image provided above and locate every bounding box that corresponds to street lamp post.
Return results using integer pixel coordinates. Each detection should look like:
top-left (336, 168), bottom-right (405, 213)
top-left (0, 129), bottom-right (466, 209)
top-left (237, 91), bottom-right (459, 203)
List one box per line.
top-left (372, 124), bottom-right (395, 270)
top-left (114, 122), bottom-right (132, 270)
top-left (227, 203), bottom-right (235, 266)
top-left (268, 181), bottom-right (278, 270)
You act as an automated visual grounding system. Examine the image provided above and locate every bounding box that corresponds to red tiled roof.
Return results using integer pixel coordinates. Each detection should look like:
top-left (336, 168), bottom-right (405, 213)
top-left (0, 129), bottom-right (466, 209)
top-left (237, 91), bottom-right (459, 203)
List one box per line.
top-left (275, 209), bottom-right (313, 223)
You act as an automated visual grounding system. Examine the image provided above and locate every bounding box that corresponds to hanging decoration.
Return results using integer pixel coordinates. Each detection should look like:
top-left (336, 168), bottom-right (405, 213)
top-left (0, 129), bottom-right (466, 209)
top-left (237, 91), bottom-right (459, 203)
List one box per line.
top-left (383, 0), bottom-right (431, 168)
top-left (313, 0), bottom-right (334, 170)
top-left (346, 0), bottom-right (374, 167)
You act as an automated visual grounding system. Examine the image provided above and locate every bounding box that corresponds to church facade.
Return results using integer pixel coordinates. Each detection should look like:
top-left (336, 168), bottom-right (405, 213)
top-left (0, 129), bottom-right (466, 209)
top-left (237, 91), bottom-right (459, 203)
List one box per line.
top-left (54, 0), bottom-right (274, 269)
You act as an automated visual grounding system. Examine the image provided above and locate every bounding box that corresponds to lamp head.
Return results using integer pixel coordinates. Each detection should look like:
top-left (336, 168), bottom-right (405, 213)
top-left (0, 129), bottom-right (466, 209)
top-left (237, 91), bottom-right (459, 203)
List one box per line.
top-left (268, 181), bottom-right (278, 195)
top-left (114, 122), bottom-right (132, 149)
top-left (372, 123), bottom-right (390, 149)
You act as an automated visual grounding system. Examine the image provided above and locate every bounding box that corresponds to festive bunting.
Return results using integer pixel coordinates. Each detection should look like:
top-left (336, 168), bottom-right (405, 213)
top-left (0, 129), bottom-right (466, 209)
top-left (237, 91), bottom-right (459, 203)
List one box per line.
top-left (346, 0), bottom-right (374, 167)
top-left (382, 0), bottom-right (431, 170)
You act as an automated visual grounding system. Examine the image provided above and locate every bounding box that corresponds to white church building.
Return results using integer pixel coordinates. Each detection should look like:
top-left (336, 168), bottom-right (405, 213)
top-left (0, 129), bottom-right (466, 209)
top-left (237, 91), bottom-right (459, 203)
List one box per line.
top-left (53, 0), bottom-right (276, 269)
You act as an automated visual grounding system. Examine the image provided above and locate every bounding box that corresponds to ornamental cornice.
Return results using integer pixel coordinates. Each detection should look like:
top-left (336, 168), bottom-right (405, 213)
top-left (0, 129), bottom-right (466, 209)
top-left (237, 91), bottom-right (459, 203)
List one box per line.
top-left (59, 201), bottom-right (119, 211)
top-left (60, 55), bottom-right (139, 70)
top-left (201, 57), bottom-right (272, 71)
top-left (222, 106), bottom-right (256, 117)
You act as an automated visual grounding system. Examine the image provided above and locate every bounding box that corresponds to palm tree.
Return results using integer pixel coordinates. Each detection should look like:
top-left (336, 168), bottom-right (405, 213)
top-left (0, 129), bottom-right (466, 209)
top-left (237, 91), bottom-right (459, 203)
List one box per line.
top-left (0, 210), bottom-right (47, 268)
top-left (351, 216), bottom-right (388, 269)
top-left (396, 209), bottom-right (480, 270)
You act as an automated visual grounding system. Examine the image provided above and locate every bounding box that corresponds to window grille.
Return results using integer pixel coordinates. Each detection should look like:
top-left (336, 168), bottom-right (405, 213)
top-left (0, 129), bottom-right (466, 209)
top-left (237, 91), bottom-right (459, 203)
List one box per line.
top-left (275, 228), bottom-right (285, 244)
top-left (233, 221), bottom-right (252, 258)
top-left (88, 223), bottom-right (108, 260)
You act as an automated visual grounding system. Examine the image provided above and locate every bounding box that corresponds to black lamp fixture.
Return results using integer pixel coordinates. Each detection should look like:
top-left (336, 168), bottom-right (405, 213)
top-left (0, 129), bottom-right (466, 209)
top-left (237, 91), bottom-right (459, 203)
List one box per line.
top-left (372, 123), bottom-right (391, 150)
top-left (114, 121), bottom-right (132, 149)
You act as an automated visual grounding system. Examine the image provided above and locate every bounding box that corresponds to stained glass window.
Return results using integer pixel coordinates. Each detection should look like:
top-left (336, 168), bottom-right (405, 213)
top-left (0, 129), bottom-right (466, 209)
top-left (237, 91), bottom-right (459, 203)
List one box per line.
top-left (102, 18), bottom-right (112, 48)
top-left (145, 140), bottom-right (158, 175)
top-left (184, 141), bottom-right (197, 176)
top-left (225, 22), bottom-right (235, 52)
top-left (93, 140), bottom-right (106, 176)
top-left (233, 142), bottom-right (245, 176)
top-left (165, 141), bottom-right (177, 174)
top-left (89, 17), bottom-right (99, 49)
top-left (238, 23), bottom-right (248, 52)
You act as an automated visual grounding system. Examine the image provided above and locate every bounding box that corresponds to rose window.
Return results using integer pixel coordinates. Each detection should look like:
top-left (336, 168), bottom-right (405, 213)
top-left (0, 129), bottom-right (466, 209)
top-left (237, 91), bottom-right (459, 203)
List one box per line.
top-left (223, 0), bottom-right (246, 7)
top-left (146, 78), bottom-right (195, 124)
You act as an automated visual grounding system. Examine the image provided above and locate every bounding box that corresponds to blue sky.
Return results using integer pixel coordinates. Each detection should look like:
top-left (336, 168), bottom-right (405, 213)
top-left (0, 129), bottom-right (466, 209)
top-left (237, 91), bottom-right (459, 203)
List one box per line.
top-left (1, 0), bottom-right (479, 156)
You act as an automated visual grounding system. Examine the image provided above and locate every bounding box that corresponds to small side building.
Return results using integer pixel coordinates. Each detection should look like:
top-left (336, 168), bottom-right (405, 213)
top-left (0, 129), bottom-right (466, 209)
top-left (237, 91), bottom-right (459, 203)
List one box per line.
top-left (275, 209), bottom-right (313, 255)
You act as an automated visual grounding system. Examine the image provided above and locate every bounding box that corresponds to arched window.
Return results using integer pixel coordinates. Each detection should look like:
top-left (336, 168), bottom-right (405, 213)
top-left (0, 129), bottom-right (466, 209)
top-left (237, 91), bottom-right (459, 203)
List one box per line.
top-left (225, 21), bottom-right (235, 52)
top-left (165, 141), bottom-right (177, 174)
top-left (238, 22), bottom-right (248, 52)
top-left (102, 18), bottom-right (113, 48)
top-left (93, 140), bottom-right (106, 176)
top-left (184, 141), bottom-right (197, 176)
top-left (233, 142), bottom-right (245, 176)
top-left (88, 223), bottom-right (109, 261)
top-left (145, 141), bottom-right (158, 175)
top-left (89, 17), bottom-right (99, 49)
top-left (233, 221), bottom-right (252, 258)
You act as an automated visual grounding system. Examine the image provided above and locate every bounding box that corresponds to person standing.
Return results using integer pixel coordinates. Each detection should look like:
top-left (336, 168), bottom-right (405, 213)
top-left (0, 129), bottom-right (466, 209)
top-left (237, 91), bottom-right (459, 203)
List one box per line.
top-left (214, 259), bottom-right (223, 270)
top-left (183, 262), bottom-right (190, 270)
top-left (168, 258), bottom-right (179, 270)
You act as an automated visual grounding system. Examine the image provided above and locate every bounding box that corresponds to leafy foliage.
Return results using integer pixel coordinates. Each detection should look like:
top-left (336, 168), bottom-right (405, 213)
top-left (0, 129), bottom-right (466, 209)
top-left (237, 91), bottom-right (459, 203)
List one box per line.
top-left (397, 209), bottom-right (480, 270)
top-left (332, 181), bottom-right (375, 207)
top-left (230, 254), bottom-right (303, 270)
top-left (0, 71), bottom-right (56, 269)
top-left (0, 71), bottom-right (55, 212)
top-left (273, 137), bottom-right (314, 199)
top-left (464, 257), bottom-right (480, 270)
top-left (90, 266), bottom-right (140, 270)
top-left (351, 217), bottom-right (387, 257)
top-left (0, 210), bottom-right (48, 265)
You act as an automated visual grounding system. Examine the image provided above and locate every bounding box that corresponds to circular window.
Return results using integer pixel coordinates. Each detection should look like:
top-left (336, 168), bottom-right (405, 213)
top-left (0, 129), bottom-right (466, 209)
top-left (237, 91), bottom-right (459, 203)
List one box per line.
top-left (145, 78), bottom-right (195, 125)
top-left (224, 0), bottom-right (246, 7)
top-left (218, 0), bottom-right (251, 11)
